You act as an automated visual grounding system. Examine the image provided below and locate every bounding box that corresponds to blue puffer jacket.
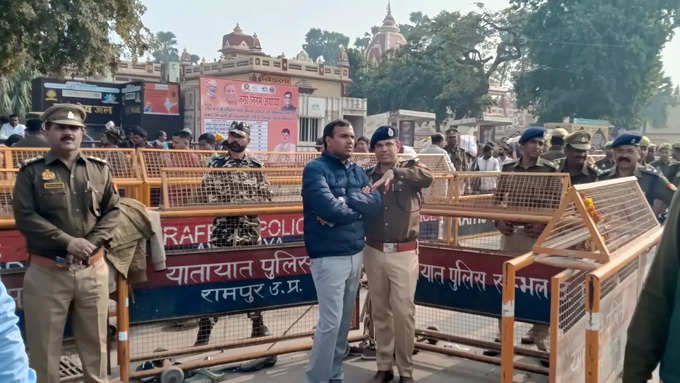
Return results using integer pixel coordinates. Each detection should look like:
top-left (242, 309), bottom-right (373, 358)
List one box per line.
top-left (302, 151), bottom-right (382, 258)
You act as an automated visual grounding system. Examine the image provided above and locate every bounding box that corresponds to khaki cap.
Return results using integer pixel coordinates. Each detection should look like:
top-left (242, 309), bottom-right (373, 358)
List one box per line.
top-left (551, 128), bottom-right (569, 138)
top-left (640, 136), bottom-right (651, 147)
top-left (565, 131), bottom-right (591, 151)
top-left (40, 103), bottom-right (87, 128)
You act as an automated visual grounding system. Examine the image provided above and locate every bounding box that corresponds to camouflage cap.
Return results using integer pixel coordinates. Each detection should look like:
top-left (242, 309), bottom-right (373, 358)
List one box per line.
top-left (41, 103), bottom-right (87, 128)
top-left (565, 131), bottom-right (591, 151)
top-left (673, 142), bottom-right (680, 150)
top-left (658, 143), bottom-right (672, 151)
top-left (229, 121), bottom-right (250, 137)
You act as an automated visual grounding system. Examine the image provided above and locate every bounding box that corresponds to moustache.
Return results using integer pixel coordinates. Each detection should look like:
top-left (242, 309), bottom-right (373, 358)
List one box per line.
top-left (227, 141), bottom-right (246, 152)
top-left (61, 136), bottom-right (74, 141)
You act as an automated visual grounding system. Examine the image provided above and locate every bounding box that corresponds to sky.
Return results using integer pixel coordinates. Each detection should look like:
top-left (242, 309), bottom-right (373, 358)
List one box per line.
top-left (140, 0), bottom-right (680, 85)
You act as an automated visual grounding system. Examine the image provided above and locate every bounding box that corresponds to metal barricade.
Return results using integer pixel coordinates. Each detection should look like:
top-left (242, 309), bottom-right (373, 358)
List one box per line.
top-left (139, 149), bottom-right (454, 207)
top-left (500, 177), bottom-right (662, 382)
top-left (2, 147), bottom-right (144, 201)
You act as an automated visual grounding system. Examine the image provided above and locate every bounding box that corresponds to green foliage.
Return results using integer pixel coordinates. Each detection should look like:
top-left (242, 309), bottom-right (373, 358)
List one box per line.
top-left (152, 31), bottom-right (180, 63)
top-left (190, 54), bottom-right (201, 64)
top-left (0, 0), bottom-right (152, 77)
top-left (351, 8), bottom-right (526, 125)
top-left (0, 66), bottom-right (37, 117)
top-left (512, 0), bottom-right (680, 130)
top-left (303, 29), bottom-right (350, 65)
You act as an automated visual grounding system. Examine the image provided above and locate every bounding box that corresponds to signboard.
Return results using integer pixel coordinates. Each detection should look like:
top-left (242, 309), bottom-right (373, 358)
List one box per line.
top-left (32, 78), bottom-right (123, 128)
top-left (416, 246), bottom-right (561, 322)
top-left (199, 77), bottom-right (299, 151)
top-left (143, 83), bottom-right (180, 115)
top-left (307, 97), bottom-right (327, 118)
top-left (131, 246), bottom-right (316, 321)
top-left (161, 214), bottom-right (304, 250)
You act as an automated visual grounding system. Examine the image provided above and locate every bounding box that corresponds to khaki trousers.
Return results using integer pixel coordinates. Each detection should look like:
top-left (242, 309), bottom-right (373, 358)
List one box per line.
top-left (23, 259), bottom-right (109, 383)
top-left (363, 245), bottom-right (419, 377)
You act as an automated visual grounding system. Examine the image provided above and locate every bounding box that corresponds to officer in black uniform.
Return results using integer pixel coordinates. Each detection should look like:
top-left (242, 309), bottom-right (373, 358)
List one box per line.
top-left (602, 133), bottom-right (676, 221)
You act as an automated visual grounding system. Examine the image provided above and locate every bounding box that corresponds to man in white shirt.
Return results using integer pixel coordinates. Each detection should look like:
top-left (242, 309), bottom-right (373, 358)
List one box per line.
top-left (0, 114), bottom-right (26, 140)
top-left (420, 133), bottom-right (456, 171)
top-left (474, 143), bottom-right (501, 192)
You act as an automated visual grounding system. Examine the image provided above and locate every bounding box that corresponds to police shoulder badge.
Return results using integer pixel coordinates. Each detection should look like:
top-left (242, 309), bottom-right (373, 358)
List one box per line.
top-left (42, 169), bottom-right (56, 181)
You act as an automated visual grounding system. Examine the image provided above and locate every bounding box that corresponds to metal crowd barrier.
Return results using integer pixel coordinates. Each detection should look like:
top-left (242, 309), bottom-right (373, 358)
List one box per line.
top-left (499, 177), bottom-right (662, 382)
top-left (0, 147), bottom-right (654, 382)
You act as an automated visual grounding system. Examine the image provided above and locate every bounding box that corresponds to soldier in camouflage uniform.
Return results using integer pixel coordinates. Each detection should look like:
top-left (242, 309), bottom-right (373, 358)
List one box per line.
top-left (195, 122), bottom-right (275, 356)
top-left (203, 125), bottom-right (272, 247)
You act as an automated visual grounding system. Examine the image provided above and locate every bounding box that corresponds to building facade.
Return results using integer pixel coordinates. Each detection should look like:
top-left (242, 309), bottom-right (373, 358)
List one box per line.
top-left (181, 24), bottom-right (367, 150)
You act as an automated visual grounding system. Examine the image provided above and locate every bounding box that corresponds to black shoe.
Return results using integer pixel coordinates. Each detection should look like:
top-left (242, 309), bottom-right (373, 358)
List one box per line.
top-left (367, 370), bottom-right (394, 383)
top-left (540, 359), bottom-right (549, 368)
top-left (521, 336), bottom-right (535, 345)
top-left (483, 349), bottom-right (500, 357)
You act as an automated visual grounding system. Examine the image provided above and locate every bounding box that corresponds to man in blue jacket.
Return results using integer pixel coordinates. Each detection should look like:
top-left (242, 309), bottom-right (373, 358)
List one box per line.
top-left (302, 119), bottom-right (382, 383)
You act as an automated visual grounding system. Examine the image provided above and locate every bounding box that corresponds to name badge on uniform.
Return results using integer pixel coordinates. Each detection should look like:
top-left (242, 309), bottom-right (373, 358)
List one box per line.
top-left (44, 182), bottom-right (65, 190)
top-left (42, 169), bottom-right (56, 181)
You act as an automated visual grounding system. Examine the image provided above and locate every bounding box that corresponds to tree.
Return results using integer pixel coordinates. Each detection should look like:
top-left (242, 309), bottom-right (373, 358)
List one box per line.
top-left (302, 29), bottom-right (350, 65)
top-left (190, 54), bottom-right (201, 64)
top-left (152, 31), bottom-right (180, 63)
top-left (0, 66), bottom-right (36, 117)
top-left (641, 59), bottom-right (679, 130)
top-left (352, 7), bottom-right (526, 125)
top-left (512, 0), bottom-right (680, 130)
top-left (0, 0), bottom-right (151, 77)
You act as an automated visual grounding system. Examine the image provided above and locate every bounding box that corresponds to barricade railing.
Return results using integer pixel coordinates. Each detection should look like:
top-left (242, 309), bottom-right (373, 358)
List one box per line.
top-left (422, 172), bottom-right (571, 223)
top-left (1, 147), bottom-right (144, 202)
top-left (138, 149), bottom-right (454, 206)
top-left (500, 177), bottom-right (663, 382)
top-left (0, 169), bottom-right (16, 229)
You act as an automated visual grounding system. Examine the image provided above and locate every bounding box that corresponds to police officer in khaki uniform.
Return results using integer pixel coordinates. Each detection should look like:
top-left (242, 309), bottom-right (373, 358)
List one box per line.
top-left (559, 131), bottom-right (601, 184)
top-left (639, 136), bottom-right (652, 165)
top-left (13, 104), bottom-right (120, 383)
top-left (541, 127), bottom-right (568, 162)
top-left (363, 126), bottom-right (433, 383)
